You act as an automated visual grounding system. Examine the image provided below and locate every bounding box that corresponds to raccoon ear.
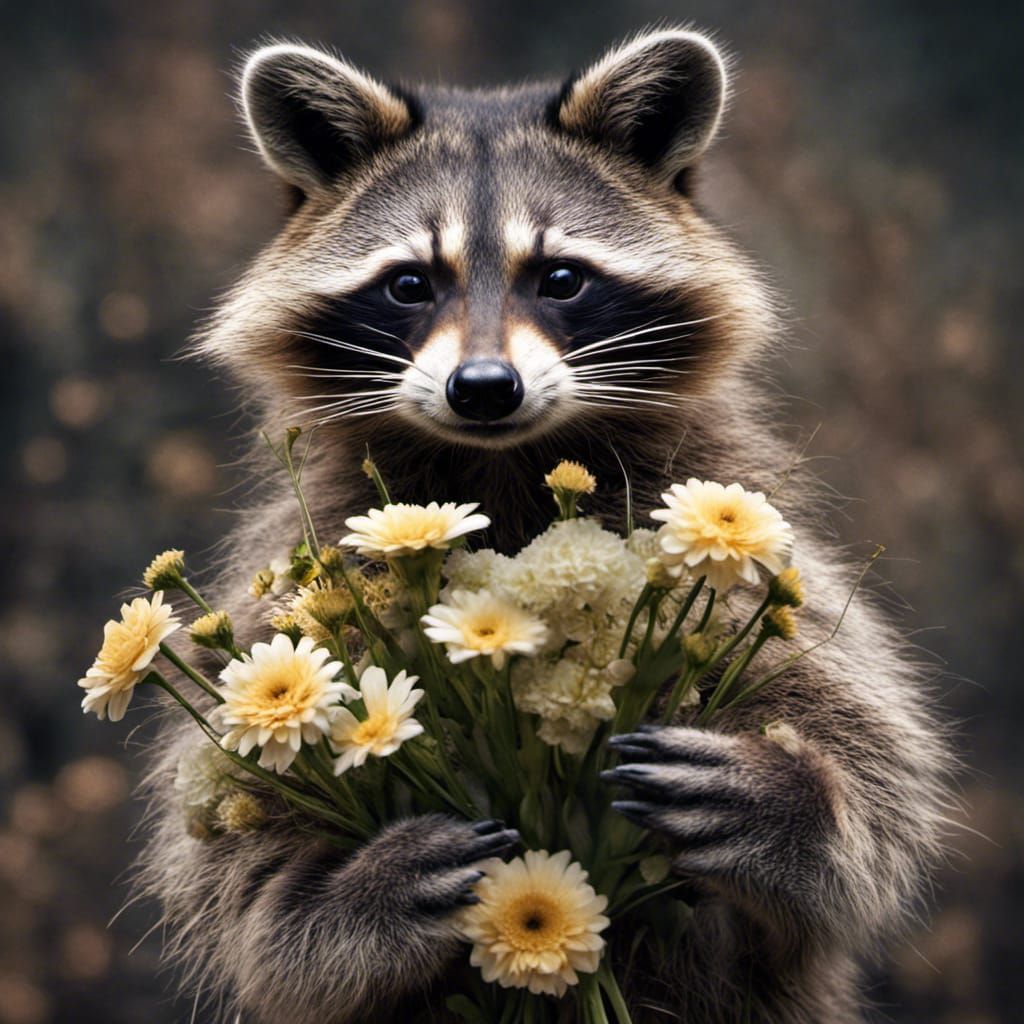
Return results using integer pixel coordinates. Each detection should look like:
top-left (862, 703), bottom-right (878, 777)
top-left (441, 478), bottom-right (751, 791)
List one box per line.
top-left (555, 29), bottom-right (727, 183)
top-left (240, 44), bottom-right (416, 194)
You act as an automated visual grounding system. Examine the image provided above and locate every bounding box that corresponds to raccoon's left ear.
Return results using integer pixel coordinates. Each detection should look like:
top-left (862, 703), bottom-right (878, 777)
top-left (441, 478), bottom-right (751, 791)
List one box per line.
top-left (554, 29), bottom-right (728, 186)
top-left (240, 43), bottom-right (416, 195)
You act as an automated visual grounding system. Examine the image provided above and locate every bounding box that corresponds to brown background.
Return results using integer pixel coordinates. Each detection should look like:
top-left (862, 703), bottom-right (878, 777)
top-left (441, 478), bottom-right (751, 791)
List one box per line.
top-left (2, 1), bottom-right (1021, 1021)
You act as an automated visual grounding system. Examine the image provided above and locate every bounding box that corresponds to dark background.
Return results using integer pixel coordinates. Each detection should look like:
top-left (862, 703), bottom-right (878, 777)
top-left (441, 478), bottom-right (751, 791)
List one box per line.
top-left (2, 1), bottom-right (1021, 1021)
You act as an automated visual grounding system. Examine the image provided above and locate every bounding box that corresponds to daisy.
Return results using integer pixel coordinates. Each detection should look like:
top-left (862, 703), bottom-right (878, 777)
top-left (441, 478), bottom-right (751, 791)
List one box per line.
top-left (460, 849), bottom-right (610, 997)
top-left (215, 634), bottom-right (347, 774)
top-left (341, 502), bottom-right (490, 559)
top-left (651, 479), bottom-right (793, 592)
top-left (330, 666), bottom-right (424, 774)
top-left (142, 549), bottom-right (185, 590)
top-left (421, 590), bottom-right (548, 669)
top-left (78, 592), bottom-right (181, 721)
top-left (544, 460), bottom-right (597, 495)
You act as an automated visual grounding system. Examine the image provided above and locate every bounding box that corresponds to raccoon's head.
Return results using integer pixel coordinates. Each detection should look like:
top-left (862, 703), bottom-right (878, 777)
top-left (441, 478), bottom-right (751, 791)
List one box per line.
top-left (199, 29), bottom-right (773, 450)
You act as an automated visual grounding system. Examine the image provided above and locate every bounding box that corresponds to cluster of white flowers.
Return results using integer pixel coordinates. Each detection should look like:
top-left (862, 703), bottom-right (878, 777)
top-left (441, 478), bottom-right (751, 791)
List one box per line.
top-left (439, 519), bottom-right (651, 753)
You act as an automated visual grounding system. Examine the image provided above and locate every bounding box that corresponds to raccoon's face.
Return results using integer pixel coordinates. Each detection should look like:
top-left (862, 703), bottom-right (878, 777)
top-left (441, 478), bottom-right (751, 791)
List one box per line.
top-left (200, 30), bottom-right (772, 449)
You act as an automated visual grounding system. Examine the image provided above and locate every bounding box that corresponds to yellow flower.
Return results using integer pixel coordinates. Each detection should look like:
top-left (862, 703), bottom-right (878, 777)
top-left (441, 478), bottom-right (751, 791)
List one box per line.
top-left (329, 666), bottom-right (424, 774)
top-left (290, 582), bottom-right (357, 643)
top-left (79, 592), bottom-right (180, 721)
top-left (421, 590), bottom-right (548, 670)
top-left (544, 461), bottom-right (596, 495)
top-left (341, 502), bottom-right (490, 558)
top-left (762, 605), bottom-right (798, 641)
top-left (189, 610), bottom-right (234, 650)
top-left (768, 566), bottom-right (805, 608)
top-left (142, 550), bottom-right (184, 590)
top-left (651, 479), bottom-right (793, 592)
top-left (460, 849), bottom-right (610, 997)
top-left (215, 634), bottom-right (348, 773)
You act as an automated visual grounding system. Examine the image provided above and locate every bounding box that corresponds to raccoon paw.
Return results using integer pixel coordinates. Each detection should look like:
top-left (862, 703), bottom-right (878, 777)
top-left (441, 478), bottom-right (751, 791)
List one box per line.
top-left (602, 725), bottom-right (836, 881)
top-left (351, 815), bottom-right (521, 918)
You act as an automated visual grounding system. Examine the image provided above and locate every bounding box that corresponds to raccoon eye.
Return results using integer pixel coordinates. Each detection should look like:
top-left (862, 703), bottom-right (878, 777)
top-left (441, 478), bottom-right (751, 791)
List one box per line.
top-left (387, 268), bottom-right (434, 305)
top-left (539, 262), bottom-right (584, 301)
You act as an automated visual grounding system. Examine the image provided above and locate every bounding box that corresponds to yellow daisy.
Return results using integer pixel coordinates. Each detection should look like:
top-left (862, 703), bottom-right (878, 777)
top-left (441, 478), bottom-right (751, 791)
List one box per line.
top-left (215, 634), bottom-right (348, 774)
top-left (460, 849), bottom-right (610, 997)
top-left (421, 590), bottom-right (548, 669)
top-left (78, 592), bottom-right (180, 721)
top-left (341, 502), bottom-right (490, 558)
top-left (651, 479), bottom-right (793, 592)
top-left (329, 666), bottom-right (424, 774)
top-left (544, 461), bottom-right (597, 495)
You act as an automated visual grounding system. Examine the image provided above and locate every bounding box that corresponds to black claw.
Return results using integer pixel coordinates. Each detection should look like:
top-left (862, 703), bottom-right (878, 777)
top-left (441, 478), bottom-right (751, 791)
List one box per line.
top-left (612, 800), bottom-right (657, 827)
top-left (635, 723), bottom-right (662, 734)
top-left (472, 819), bottom-right (505, 835)
top-left (600, 765), bottom-right (655, 786)
top-left (464, 828), bottom-right (520, 862)
top-left (456, 891), bottom-right (481, 906)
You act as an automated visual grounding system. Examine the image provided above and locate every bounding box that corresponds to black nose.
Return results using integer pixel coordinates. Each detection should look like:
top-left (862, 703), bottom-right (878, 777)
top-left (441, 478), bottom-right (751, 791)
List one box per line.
top-left (446, 359), bottom-right (524, 422)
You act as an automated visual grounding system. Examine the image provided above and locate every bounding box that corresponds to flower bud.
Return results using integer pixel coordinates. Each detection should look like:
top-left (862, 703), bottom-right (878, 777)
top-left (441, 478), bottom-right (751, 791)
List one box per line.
top-left (248, 568), bottom-right (275, 599)
top-left (189, 610), bottom-right (235, 651)
top-left (215, 791), bottom-right (267, 834)
top-left (544, 460), bottom-right (597, 495)
top-left (292, 584), bottom-right (356, 642)
top-left (316, 545), bottom-right (347, 581)
top-left (645, 557), bottom-right (677, 589)
top-left (683, 632), bottom-right (715, 667)
top-left (143, 549), bottom-right (185, 590)
top-left (544, 461), bottom-right (597, 521)
top-left (269, 612), bottom-right (304, 644)
top-left (761, 605), bottom-right (798, 641)
top-left (768, 567), bottom-right (805, 608)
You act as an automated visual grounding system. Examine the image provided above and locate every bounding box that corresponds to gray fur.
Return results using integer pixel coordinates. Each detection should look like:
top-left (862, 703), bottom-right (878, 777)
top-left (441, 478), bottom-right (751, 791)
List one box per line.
top-left (135, 27), bottom-right (952, 1023)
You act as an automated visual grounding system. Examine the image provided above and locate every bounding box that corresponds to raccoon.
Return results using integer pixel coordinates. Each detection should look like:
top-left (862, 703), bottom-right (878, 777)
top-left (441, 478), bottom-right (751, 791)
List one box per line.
top-left (137, 28), bottom-right (951, 1023)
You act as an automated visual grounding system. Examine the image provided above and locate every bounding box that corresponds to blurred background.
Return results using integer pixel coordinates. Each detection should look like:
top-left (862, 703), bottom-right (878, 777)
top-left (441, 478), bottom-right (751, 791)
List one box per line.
top-left (2, 0), bottom-right (1021, 1020)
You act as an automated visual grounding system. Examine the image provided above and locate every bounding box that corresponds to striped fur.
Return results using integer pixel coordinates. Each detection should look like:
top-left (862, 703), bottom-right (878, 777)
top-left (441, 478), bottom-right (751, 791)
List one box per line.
top-left (136, 28), bottom-right (953, 1022)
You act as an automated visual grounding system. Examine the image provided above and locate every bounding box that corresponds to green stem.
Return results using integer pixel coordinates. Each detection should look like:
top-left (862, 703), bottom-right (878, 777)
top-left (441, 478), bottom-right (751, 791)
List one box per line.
top-left (176, 577), bottom-right (214, 616)
top-left (699, 631), bottom-right (770, 725)
top-left (158, 643), bottom-right (224, 704)
top-left (661, 666), bottom-right (698, 724)
top-left (597, 962), bottom-right (634, 1024)
top-left (618, 585), bottom-right (653, 659)
top-left (659, 575), bottom-right (706, 647)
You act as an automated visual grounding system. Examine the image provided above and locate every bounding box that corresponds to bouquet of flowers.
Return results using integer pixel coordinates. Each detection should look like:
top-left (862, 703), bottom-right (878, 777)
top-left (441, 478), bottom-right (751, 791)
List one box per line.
top-left (78, 429), bottom-right (868, 1023)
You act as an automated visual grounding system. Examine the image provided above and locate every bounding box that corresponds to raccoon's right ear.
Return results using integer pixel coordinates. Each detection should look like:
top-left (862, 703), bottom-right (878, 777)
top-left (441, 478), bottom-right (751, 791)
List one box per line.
top-left (554, 29), bottom-right (728, 186)
top-left (240, 44), bottom-right (416, 195)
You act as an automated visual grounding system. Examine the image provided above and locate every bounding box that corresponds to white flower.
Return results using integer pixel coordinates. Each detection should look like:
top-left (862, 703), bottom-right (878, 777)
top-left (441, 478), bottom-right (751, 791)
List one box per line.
top-left (442, 548), bottom-right (511, 595)
top-left (174, 742), bottom-right (237, 808)
top-left (511, 654), bottom-right (631, 755)
top-left (341, 502), bottom-right (490, 558)
top-left (421, 590), bottom-right (548, 670)
top-left (78, 592), bottom-right (180, 721)
top-left (499, 518), bottom-right (645, 614)
top-left (269, 555), bottom-right (295, 596)
top-left (330, 667), bottom-right (424, 774)
top-left (215, 634), bottom-right (348, 774)
top-left (651, 479), bottom-right (793, 592)
top-left (460, 849), bottom-right (610, 996)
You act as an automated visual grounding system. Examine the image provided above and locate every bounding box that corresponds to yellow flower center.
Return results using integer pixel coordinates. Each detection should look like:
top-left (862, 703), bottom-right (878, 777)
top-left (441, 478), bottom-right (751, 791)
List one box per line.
top-left (696, 499), bottom-right (761, 548)
top-left (352, 712), bottom-right (397, 747)
top-left (236, 671), bottom-right (318, 729)
top-left (494, 891), bottom-right (571, 955)
top-left (464, 616), bottom-right (513, 649)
